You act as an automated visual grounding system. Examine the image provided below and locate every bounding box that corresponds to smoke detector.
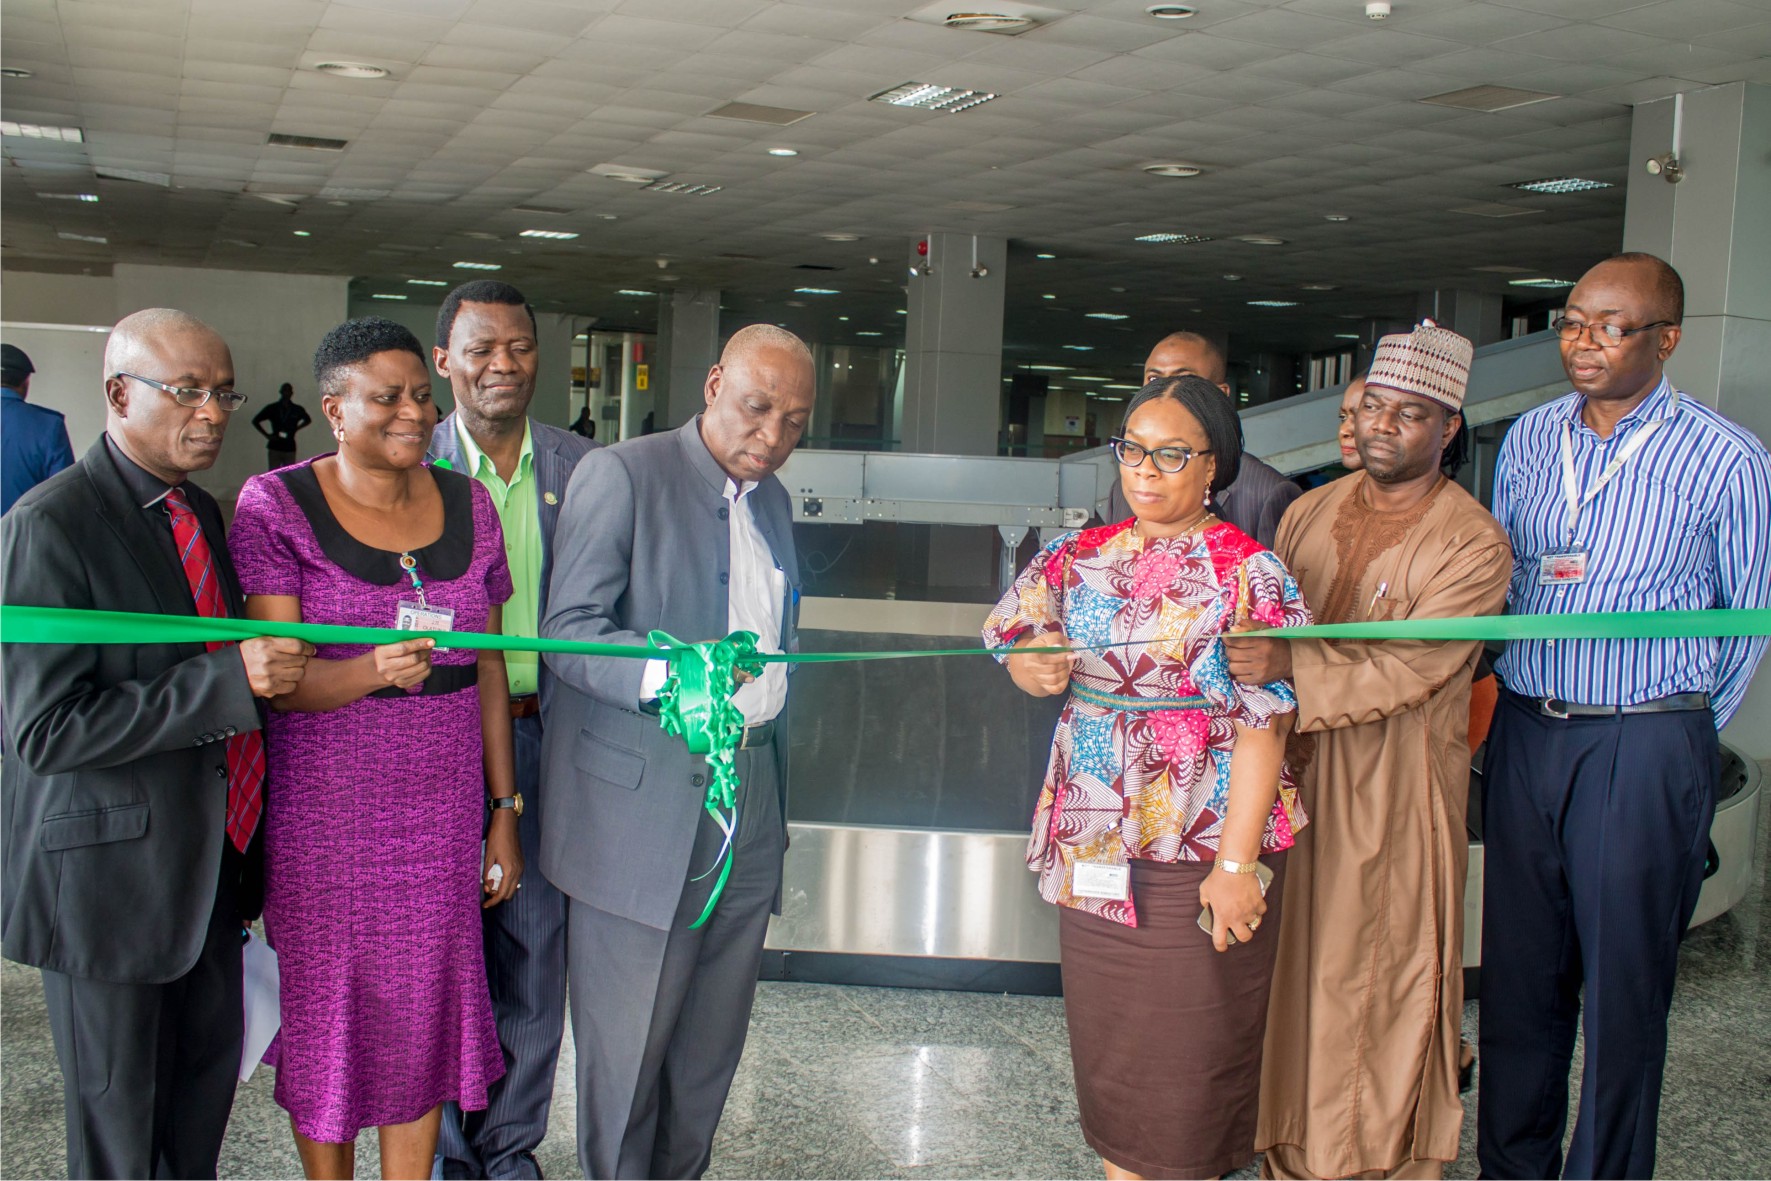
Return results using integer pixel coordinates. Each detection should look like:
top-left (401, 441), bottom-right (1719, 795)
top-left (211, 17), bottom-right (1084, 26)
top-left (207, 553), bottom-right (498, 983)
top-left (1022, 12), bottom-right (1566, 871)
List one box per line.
top-left (1145, 4), bottom-right (1199, 17)
top-left (1143, 161), bottom-right (1206, 178)
top-left (1365, 0), bottom-right (1390, 18)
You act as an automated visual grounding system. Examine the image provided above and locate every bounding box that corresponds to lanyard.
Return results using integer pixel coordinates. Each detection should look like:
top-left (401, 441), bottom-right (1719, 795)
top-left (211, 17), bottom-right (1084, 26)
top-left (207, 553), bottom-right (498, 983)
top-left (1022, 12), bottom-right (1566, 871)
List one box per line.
top-left (1558, 388), bottom-right (1679, 543)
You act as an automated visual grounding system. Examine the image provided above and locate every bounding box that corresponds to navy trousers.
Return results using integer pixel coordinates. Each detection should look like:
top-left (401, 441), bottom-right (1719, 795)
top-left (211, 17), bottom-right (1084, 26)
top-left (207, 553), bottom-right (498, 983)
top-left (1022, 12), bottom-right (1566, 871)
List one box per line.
top-left (1477, 689), bottom-right (1718, 1180)
top-left (438, 714), bottom-right (569, 1180)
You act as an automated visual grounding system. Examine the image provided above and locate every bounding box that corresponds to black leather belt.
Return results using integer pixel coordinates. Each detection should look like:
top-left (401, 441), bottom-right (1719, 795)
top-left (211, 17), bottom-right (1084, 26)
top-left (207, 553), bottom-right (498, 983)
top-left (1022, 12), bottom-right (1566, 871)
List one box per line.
top-left (368, 663), bottom-right (477, 699)
top-left (739, 721), bottom-right (775, 750)
top-left (1537, 692), bottom-right (1710, 719)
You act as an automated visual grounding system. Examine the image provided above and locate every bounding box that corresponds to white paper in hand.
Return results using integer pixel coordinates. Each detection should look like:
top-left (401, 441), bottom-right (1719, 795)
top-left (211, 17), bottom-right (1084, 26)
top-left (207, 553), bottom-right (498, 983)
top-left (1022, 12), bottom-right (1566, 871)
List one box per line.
top-left (240, 929), bottom-right (281, 1083)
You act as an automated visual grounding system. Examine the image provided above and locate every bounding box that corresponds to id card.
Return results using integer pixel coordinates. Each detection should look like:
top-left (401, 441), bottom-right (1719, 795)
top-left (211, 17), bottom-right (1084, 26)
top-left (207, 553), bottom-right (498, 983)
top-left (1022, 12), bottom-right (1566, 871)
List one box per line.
top-left (1073, 860), bottom-right (1131, 901)
top-left (397, 600), bottom-right (456, 633)
top-left (1537, 547), bottom-right (1588, 585)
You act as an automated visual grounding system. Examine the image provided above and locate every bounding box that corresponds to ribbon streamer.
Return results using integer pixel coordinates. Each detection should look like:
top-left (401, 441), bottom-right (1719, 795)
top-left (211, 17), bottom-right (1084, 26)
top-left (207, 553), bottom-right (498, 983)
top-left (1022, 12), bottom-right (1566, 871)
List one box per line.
top-left (4, 603), bottom-right (1768, 923)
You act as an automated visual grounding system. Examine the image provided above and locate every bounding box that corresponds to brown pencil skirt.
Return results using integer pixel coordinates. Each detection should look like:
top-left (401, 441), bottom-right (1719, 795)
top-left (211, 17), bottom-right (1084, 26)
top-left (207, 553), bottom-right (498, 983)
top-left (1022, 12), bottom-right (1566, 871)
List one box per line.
top-left (1058, 853), bottom-right (1288, 1181)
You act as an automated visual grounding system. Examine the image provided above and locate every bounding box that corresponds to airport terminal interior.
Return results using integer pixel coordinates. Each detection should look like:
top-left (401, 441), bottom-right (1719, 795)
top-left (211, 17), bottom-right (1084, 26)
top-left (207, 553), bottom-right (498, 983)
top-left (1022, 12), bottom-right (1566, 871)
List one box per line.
top-left (2, 0), bottom-right (1770, 1178)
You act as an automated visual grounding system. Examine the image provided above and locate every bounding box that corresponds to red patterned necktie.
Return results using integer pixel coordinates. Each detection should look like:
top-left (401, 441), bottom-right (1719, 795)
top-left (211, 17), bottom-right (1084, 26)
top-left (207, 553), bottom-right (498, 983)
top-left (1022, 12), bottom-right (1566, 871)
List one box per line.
top-left (165, 487), bottom-right (265, 853)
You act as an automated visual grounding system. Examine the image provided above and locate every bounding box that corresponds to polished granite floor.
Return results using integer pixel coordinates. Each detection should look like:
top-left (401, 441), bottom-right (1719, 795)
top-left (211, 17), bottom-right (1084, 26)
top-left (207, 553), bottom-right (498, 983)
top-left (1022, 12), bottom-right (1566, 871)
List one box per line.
top-left (3, 788), bottom-right (1766, 1180)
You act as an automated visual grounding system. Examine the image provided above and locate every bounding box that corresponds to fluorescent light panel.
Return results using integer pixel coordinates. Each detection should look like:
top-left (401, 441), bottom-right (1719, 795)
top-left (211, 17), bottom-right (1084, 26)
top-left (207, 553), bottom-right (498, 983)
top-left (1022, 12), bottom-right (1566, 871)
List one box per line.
top-left (1508, 278), bottom-right (1575, 288)
top-left (1085, 312), bottom-right (1129, 321)
top-left (453, 261), bottom-right (501, 270)
top-left (869, 81), bottom-right (998, 113)
top-left (519, 229), bottom-right (580, 239)
top-left (616, 289), bottom-right (655, 296)
top-left (794, 287), bottom-right (839, 295)
top-left (1248, 299), bottom-right (1299, 307)
top-left (1, 120), bottom-right (83, 141)
top-left (1134, 232), bottom-right (1211, 244)
top-left (39, 192), bottom-right (98, 202)
top-left (407, 279), bottom-right (448, 286)
top-left (1508, 177), bottom-right (1614, 194)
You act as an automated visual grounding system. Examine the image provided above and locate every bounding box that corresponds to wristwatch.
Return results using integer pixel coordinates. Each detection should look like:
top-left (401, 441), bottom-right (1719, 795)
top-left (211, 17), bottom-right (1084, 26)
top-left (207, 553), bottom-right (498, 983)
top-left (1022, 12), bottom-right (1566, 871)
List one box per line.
top-left (1214, 856), bottom-right (1261, 875)
top-left (489, 793), bottom-right (524, 817)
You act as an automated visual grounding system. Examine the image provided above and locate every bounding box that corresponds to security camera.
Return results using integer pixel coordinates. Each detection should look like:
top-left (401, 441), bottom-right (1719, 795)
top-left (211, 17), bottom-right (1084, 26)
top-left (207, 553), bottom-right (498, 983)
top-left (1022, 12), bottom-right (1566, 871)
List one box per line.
top-left (1365, 0), bottom-right (1390, 17)
top-left (1646, 153), bottom-right (1684, 183)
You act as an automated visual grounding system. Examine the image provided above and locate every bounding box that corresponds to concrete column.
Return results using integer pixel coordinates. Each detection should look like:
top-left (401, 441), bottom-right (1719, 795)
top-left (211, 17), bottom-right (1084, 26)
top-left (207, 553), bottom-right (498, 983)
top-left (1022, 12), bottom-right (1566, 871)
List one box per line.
top-left (656, 287), bottom-right (720, 431)
top-left (898, 232), bottom-right (1007, 455)
top-left (1623, 81), bottom-right (1771, 758)
top-left (1414, 289), bottom-right (1505, 346)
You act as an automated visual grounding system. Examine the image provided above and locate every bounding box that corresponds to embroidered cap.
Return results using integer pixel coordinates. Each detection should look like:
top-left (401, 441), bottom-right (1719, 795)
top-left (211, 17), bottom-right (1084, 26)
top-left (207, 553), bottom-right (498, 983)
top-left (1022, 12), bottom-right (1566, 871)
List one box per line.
top-left (1366, 319), bottom-right (1473, 411)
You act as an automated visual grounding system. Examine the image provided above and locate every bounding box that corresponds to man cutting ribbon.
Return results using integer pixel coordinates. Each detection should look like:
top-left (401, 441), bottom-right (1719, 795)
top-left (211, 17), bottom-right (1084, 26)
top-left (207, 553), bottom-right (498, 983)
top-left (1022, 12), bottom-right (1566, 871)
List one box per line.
top-left (1478, 253), bottom-right (1771, 1181)
top-left (537, 324), bottom-right (813, 1181)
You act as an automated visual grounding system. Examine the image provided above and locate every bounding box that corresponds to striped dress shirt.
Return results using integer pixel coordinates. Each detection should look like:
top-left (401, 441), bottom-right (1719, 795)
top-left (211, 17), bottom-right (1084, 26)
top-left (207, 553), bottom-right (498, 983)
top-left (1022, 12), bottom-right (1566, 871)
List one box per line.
top-left (1491, 377), bottom-right (1771, 728)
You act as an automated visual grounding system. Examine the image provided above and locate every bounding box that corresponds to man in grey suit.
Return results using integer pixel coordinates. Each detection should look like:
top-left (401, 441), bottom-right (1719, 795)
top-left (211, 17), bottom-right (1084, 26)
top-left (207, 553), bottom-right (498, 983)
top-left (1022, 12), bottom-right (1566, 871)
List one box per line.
top-left (2, 308), bottom-right (312, 1179)
top-left (540, 324), bottom-right (814, 1180)
top-left (427, 281), bottom-right (596, 1181)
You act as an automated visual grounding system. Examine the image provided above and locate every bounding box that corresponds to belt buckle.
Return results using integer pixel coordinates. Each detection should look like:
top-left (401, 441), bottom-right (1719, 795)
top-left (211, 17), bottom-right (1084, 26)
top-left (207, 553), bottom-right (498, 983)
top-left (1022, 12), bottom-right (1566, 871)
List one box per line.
top-left (1541, 697), bottom-right (1571, 719)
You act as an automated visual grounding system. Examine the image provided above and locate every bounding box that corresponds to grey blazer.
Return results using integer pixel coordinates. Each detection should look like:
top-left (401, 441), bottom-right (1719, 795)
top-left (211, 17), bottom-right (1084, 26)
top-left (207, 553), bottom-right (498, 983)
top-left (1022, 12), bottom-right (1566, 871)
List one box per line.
top-left (1, 439), bottom-right (263, 983)
top-left (426, 413), bottom-right (598, 636)
top-left (537, 418), bottom-right (800, 930)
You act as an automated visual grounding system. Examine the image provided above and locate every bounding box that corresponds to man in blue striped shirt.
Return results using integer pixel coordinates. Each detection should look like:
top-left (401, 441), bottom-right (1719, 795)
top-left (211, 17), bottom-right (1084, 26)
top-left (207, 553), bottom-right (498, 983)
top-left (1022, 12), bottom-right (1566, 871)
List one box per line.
top-left (1479, 253), bottom-right (1771, 1180)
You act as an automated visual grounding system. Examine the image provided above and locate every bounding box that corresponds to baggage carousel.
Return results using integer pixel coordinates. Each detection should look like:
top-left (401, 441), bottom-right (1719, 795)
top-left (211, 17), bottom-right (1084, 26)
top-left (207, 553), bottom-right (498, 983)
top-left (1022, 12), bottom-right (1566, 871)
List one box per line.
top-left (761, 597), bottom-right (1764, 993)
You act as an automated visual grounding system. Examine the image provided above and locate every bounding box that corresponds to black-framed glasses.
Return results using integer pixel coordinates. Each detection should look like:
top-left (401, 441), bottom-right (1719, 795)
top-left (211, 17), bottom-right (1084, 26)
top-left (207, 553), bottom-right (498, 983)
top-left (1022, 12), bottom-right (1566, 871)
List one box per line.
top-left (1110, 437), bottom-right (1210, 474)
top-left (1551, 317), bottom-right (1674, 348)
top-left (115, 371), bottom-right (248, 412)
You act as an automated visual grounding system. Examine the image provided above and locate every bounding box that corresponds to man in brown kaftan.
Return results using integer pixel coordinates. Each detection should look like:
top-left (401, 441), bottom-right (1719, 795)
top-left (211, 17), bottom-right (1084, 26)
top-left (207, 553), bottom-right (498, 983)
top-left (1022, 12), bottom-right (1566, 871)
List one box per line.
top-left (1226, 323), bottom-right (1512, 1180)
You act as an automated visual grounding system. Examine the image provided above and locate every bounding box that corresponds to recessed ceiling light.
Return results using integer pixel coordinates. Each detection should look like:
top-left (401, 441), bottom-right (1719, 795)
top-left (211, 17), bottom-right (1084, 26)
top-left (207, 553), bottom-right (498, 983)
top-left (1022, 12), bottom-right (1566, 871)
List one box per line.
top-left (1142, 162), bottom-right (1205, 178)
top-left (1036, 253), bottom-right (1057, 259)
top-left (1085, 312), bottom-right (1129, 320)
top-left (519, 229), bottom-right (580, 239)
top-left (1238, 235), bottom-right (1286, 246)
top-left (590, 163), bottom-right (668, 184)
top-left (1146, 3), bottom-right (1200, 17)
top-left (617, 289), bottom-right (655, 296)
top-left (1508, 176), bottom-right (1614, 194)
top-left (408, 279), bottom-right (448, 286)
top-left (869, 81), bottom-right (998, 114)
top-left (1508, 277), bottom-right (1576, 288)
top-left (1063, 344), bottom-right (1094, 351)
top-left (1042, 293), bottom-right (1057, 300)
top-left (1301, 283), bottom-right (1337, 291)
top-left (1135, 232), bottom-right (1211, 244)
top-left (794, 287), bottom-right (840, 295)
top-left (2, 120), bottom-right (83, 142)
top-left (371, 293), bottom-right (408, 301)
top-left (1222, 274), bottom-right (1243, 281)
top-left (1335, 333), bottom-right (1360, 339)
top-left (314, 61), bottom-right (389, 79)
top-left (896, 309), bottom-right (907, 315)
top-left (839, 316), bottom-right (850, 321)
top-left (857, 330), bottom-right (883, 336)
top-left (1323, 214), bottom-right (1351, 222)
top-left (820, 232), bottom-right (861, 242)
top-left (1248, 299), bottom-right (1299, 307)
top-left (293, 229), bottom-right (312, 237)
top-left (941, 12), bottom-right (1037, 31)
top-left (766, 147), bottom-right (799, 157)
top-left (0, 67), bottom-right (33, 79)
top-left (1023, 364), bottom-right (1072, 371)
top-left (1105, 383), bottom-right (1141, 390)
top-left (644, 181), bottom-right (722, 196)
top-left (454, 261), bottom-right (502, 271)
top-left (39, 192), bottom-right (98, 202)
top-left (57, 231), bottom-right (107, 243)
top-left (1071, 375), bottom-right (1111, 382)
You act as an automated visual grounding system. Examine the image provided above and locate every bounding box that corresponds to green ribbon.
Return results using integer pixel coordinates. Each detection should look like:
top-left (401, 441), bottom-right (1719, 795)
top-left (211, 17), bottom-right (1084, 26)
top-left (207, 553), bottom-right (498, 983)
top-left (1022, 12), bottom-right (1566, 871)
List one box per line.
top-left (4, 603), bottom-right (1769, 923)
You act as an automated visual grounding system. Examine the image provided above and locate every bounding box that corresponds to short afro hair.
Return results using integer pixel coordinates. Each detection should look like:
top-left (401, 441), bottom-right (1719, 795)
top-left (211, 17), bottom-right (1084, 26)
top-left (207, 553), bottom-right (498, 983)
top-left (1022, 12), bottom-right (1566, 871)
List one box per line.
top-left (1120, 374), bottom-right (1244, 494)
top-left (313, 317), bottom-right (426, 396)
top-left (436, 280), bottom-right (537, 351)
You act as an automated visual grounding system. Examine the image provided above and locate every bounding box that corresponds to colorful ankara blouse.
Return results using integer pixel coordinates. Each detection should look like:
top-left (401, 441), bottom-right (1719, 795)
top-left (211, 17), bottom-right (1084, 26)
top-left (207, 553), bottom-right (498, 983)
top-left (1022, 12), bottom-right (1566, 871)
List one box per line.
top-left (984, 517), bottom-right (1313, 926)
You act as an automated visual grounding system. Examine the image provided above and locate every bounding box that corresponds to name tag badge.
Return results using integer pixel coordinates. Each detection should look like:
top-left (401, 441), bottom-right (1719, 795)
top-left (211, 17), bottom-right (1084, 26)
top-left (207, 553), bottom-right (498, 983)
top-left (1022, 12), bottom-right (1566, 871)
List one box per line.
top-left (1072, 860), bottom-right (1131, 902)
top-left (397, 600), bottom-right (457, 634)
top-left (1538, 547), bottom-right (1588, 585)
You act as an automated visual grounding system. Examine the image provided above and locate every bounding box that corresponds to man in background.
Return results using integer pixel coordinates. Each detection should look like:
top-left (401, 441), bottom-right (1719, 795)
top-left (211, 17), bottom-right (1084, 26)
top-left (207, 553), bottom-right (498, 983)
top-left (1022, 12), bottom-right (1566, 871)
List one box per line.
top-left (250, 381), bottom-right (312, 470)
top-left (2, 343), bottom-right (75, 514)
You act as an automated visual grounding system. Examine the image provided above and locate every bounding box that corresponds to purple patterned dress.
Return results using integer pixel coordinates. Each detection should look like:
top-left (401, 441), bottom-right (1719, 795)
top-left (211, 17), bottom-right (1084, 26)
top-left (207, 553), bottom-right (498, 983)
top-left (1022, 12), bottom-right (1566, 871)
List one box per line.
top-left (229, 459), bottom-right (508, 1143)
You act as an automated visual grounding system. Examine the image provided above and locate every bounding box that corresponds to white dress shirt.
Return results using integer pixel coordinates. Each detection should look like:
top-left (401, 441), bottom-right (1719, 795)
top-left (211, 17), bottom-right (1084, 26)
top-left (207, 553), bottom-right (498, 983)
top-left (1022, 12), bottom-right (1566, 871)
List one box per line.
top-left (641, 477), bottom-right (788, 725)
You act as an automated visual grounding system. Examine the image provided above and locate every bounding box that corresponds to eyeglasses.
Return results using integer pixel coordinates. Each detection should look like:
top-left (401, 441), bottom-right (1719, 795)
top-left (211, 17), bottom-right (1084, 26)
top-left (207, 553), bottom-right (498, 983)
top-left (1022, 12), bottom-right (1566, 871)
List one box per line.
top-left (115, 372), bottom-right (248, 411)
top-left (1551, 317), bottom-right (1674, 348)
top-left (1110, 437), bottom-right (1210, 474)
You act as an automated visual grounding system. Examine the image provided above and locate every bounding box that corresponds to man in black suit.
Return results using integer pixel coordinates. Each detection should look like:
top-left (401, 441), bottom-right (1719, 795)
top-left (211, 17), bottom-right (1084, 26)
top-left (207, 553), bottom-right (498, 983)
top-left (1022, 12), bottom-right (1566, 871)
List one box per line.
top-left (428, 280), bottom-right (597, 1181)
top-left (1132, 331), bottom-right (1302, 547)
top-left (2, 307), bottom-right (312, 1179)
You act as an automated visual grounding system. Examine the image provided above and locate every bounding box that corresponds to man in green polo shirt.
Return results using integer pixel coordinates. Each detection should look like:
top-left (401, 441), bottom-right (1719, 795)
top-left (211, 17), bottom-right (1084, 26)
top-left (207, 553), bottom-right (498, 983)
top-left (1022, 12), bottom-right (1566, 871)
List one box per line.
top-left (427, 280), bottom-right (596, 1181)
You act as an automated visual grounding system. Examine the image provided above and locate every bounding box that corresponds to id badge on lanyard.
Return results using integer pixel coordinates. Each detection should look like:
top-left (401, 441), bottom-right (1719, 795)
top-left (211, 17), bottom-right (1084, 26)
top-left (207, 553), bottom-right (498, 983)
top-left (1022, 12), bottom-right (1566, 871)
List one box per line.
top-left (1545, 392), bottom-right (1677, 586)
top-left (1071, 827), bottom-right (1131, 902)
top-left (396, 552), bottom-right (456, 635)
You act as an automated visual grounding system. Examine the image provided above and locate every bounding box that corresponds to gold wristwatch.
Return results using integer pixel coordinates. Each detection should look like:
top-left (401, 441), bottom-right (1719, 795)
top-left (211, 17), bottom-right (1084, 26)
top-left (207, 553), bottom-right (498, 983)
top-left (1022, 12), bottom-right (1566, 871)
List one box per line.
top-left (1214, 856), bottom-right (1261, 874)
top-left (489, 793), bottom-right (524, 817)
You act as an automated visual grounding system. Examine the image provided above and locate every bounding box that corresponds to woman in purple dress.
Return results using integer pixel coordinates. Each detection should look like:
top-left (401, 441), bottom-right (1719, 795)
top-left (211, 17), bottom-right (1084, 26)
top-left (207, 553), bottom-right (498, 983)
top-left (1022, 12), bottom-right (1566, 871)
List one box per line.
top-left (229, 318), bottom-right (520, 1180)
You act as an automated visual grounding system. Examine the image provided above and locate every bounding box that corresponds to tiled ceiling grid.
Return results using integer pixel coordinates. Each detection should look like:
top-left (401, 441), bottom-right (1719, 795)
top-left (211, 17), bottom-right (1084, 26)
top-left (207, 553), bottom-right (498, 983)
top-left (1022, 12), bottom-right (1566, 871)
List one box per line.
top-left (3, 0), bottom-right (1770, 377)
